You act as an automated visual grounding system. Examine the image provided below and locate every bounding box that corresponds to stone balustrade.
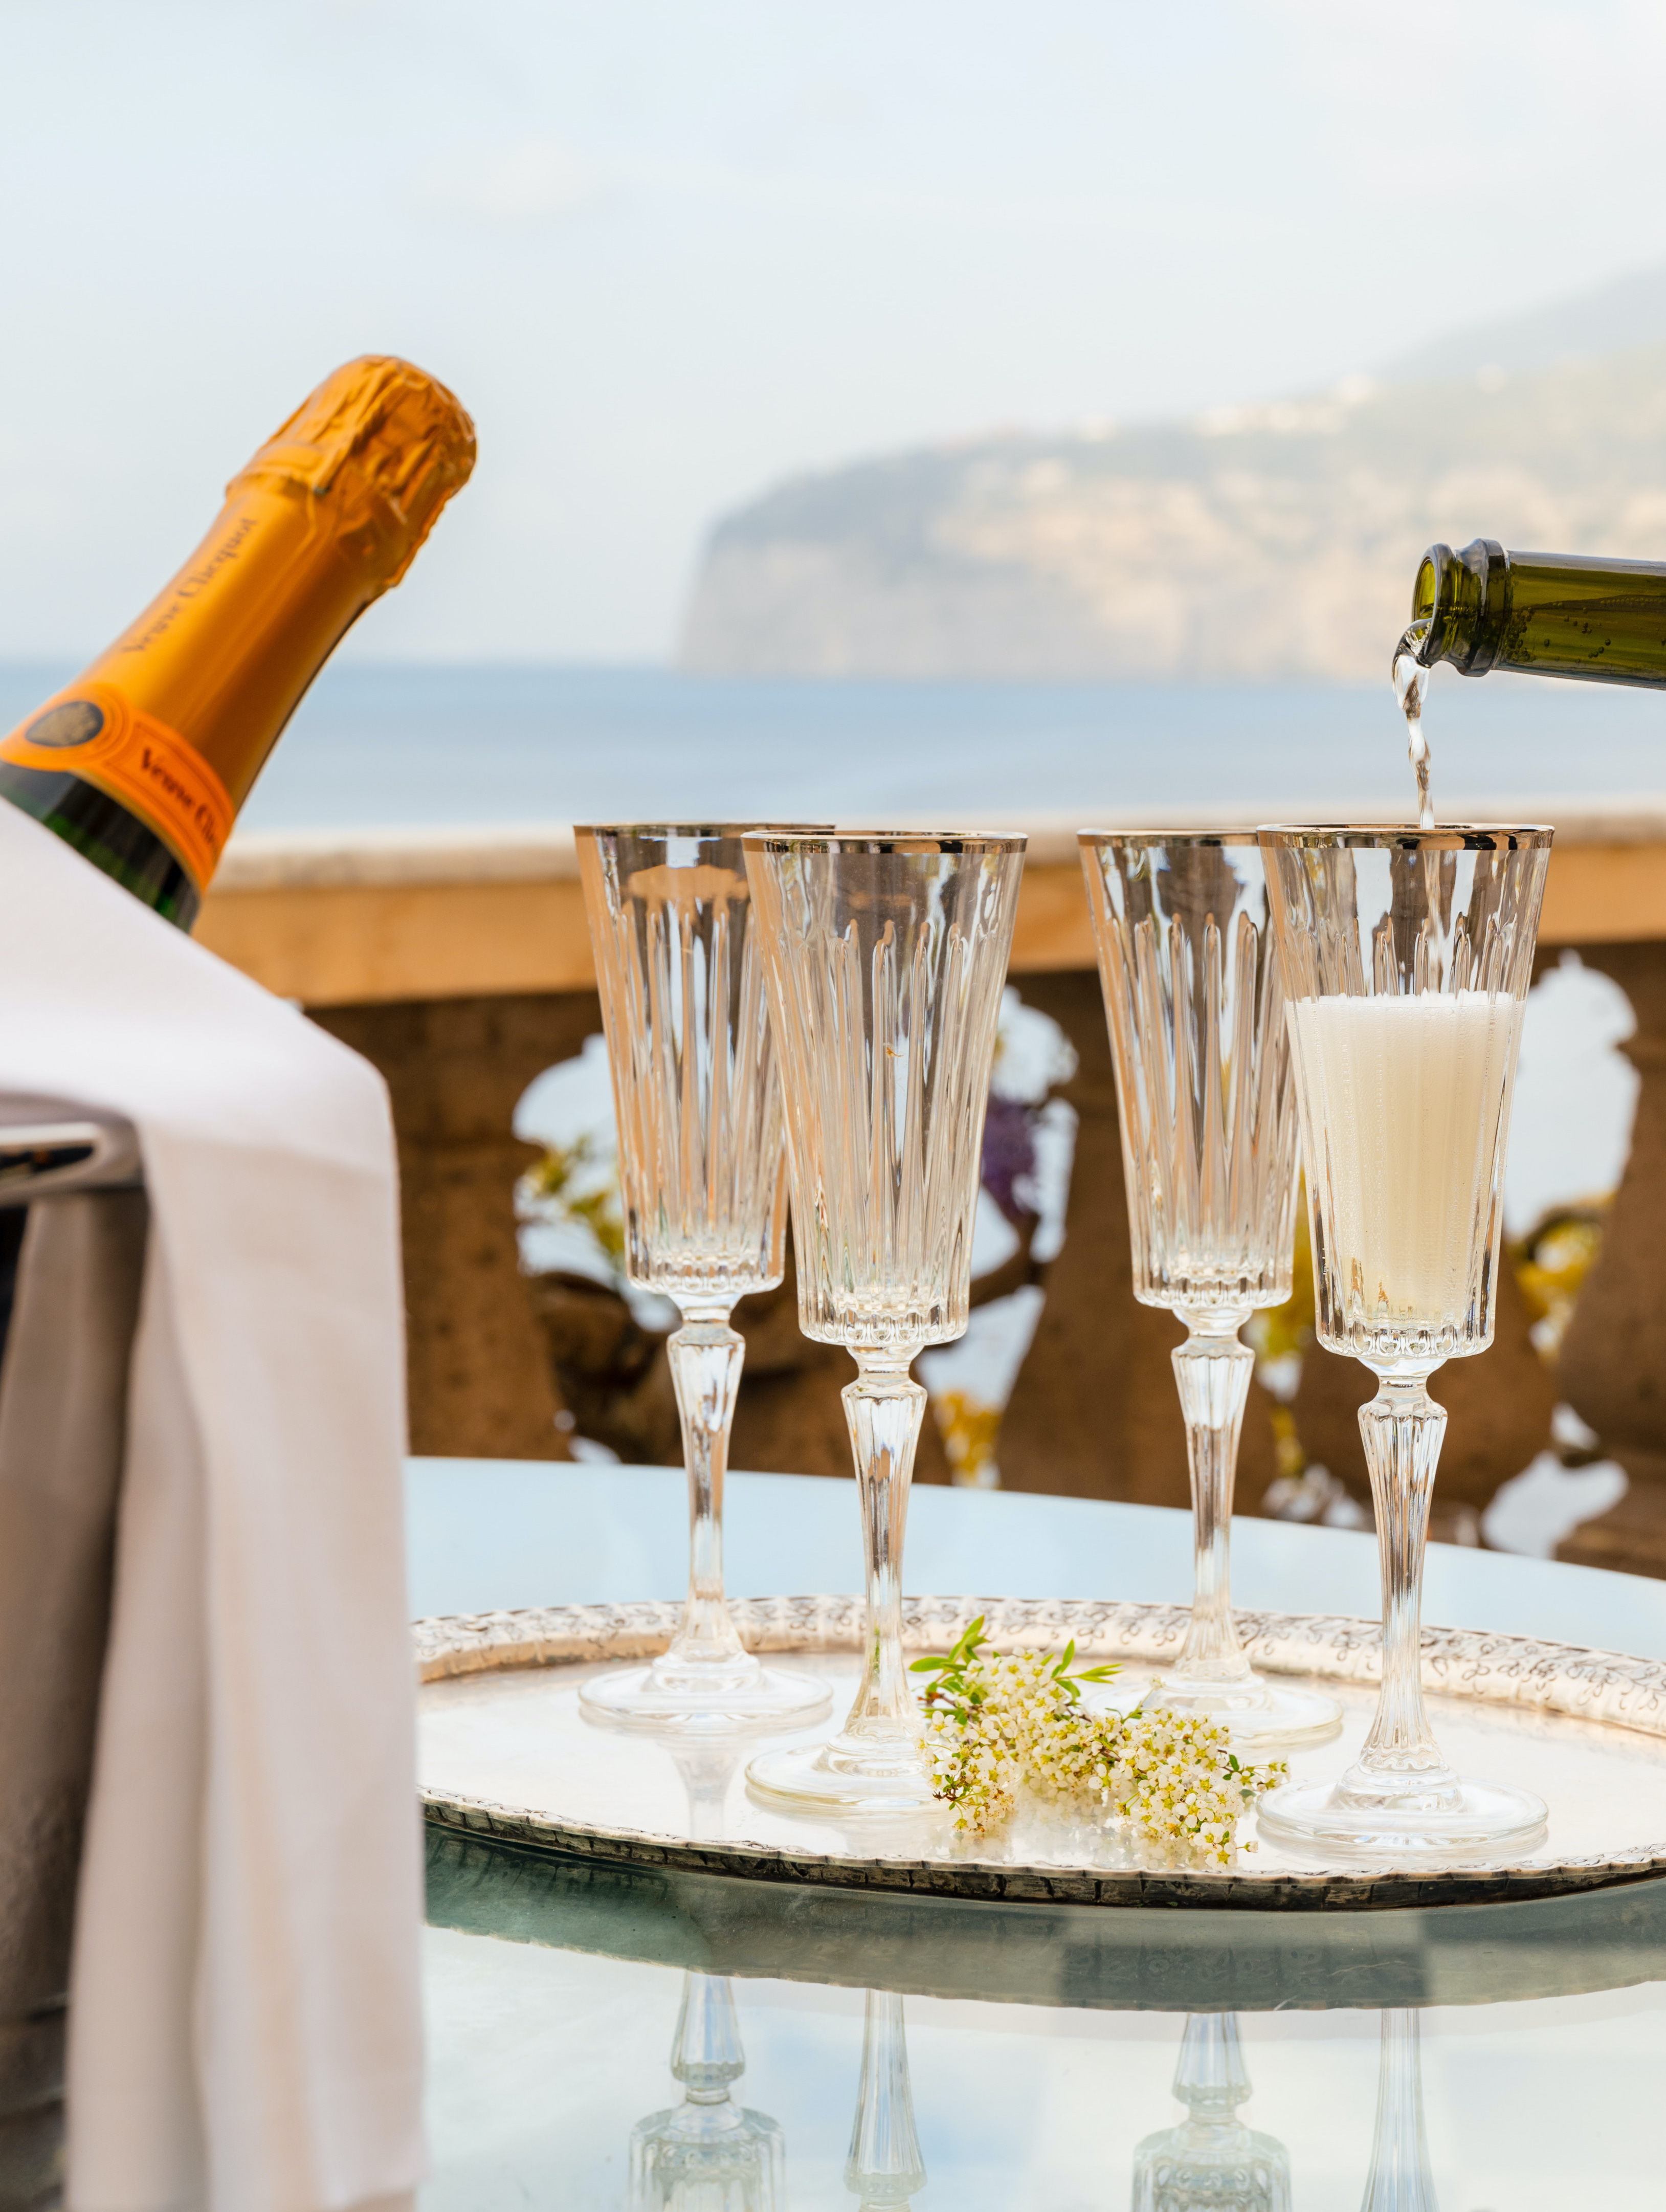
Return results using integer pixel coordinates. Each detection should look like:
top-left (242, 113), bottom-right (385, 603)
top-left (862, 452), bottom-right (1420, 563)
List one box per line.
top-left (197, 808), bottom-right (1666, 1573)
top-left (198, 806), bottom-right (1666, 1005)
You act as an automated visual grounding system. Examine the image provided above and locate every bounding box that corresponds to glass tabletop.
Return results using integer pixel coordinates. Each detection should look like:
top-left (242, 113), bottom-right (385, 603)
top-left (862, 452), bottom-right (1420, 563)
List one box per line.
top-left (422, 1824), bottom-right (1666, 2207)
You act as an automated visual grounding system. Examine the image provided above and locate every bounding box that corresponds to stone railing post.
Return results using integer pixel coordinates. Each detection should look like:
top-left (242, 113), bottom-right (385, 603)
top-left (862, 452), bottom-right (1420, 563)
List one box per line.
top-left (1549, 941), bottom-right (1666, 1571)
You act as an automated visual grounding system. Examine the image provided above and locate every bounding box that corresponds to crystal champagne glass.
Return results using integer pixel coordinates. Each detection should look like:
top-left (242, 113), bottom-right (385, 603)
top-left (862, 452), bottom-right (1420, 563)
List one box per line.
top-left (742, 831), bottom-right (1025, 1810)
top-left (1081, 831), bottom-right (1341, 1747)
top-left (1257, 824), bottom-right (1552, 1853)
top-left (575, 825), bottom-right (830, 1730)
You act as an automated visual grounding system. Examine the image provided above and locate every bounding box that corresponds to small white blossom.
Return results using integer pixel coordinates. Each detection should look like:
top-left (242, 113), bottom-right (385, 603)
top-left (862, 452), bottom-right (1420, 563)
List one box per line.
top-left (914, 1620), bottom-right (1286, 1868)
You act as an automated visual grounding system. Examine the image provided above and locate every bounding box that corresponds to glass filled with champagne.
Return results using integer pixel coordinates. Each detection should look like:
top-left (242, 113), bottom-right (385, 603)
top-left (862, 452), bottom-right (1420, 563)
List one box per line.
top-left (1256, 823), bottom-right (1552, 1855)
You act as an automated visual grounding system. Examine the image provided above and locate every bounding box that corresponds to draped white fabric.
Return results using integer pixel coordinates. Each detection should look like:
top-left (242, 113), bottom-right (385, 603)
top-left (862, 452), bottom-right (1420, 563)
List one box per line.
top-left (0, 807), bottom-right (423, 2211)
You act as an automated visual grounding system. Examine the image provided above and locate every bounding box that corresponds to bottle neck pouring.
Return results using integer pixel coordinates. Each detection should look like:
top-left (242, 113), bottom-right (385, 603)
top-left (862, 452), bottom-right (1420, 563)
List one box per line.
top-left (1410, 534), bottom-right (1666, 689)
top-left (1410, 537), bottom-right (1509, 677)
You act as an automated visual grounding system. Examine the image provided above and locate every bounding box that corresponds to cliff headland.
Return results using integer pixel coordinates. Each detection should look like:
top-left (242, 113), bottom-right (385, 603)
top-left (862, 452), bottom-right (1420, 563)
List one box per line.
top-left (682, 267), bottom-right (1666, 682)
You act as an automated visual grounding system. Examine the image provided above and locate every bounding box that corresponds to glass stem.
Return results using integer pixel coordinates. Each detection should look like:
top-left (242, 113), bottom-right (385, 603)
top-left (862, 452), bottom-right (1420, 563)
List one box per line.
top-left (671, 1970), bottom-right (745, 2108)
top-left (845, 1990), bottom-right (927, 2210)
top-left (836, 1352), bottom-right (925, 1746)
top-left (664, 1313), bottom-right (749, 1670)
top-left (1350, 1369), bottom-right (1451, 1790)
top-left (668, 1745), bottom-right (740, 1844)
top-left (1361, 2009), bottom-right (1438, 2212)
top-left (1168, 1313), bottom-right (1255, 1688)
top-left (1173, 2009), bottom-right (1251, 2120)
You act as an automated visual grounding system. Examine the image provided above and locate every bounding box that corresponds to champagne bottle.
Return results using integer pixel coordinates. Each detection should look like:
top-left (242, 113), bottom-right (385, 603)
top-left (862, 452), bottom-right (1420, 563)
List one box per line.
top-left (0, 357), bottom-right (476, 927)
top-left (1410, 537), bottom-right (1666, 687)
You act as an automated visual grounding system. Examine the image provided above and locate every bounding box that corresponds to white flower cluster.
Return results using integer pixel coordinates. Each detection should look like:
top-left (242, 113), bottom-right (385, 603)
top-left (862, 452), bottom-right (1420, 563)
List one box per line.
top-left (917, 1628), bottom-right (1287, 1866)
top-left (1099, 1706), bottom-right (1282, 1863)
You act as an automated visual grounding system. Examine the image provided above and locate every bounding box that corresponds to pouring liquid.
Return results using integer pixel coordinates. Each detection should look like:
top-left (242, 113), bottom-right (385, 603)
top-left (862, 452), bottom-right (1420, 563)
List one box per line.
top-left (1393, 617), bottom-right (1435, 831)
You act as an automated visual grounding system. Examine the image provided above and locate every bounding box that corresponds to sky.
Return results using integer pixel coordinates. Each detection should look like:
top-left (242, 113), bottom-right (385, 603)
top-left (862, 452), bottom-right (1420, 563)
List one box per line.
top-left (5, 0), bottom-right (1666, 662)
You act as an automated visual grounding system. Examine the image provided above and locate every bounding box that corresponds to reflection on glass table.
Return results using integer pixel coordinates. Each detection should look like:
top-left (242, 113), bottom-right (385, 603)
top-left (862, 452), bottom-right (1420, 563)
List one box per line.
top-left (1131, 2012), bottom-right (1291, 2211)
top-left (424, 1826), bottom-right (1666, 2209)
top-left (615, 1729), bottom-right (787, 2209)
top-left (845, 1990), bottom-right (925, 2212)
top-left (1361, 2009), bottom-right (1437, 2212)
top-left (629, 1971), bottom-right (784, 2212)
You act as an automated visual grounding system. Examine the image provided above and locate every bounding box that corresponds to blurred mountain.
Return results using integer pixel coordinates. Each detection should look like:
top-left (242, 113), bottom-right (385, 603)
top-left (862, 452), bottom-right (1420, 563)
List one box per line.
top-left (681, 305), bottom-right (1666, 682)
top-left (1380, 260), bottom-right (1666, 384)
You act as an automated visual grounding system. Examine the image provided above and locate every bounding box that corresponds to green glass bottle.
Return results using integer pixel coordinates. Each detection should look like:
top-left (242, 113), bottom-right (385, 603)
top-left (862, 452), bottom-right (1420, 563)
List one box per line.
top-left (1410, 538), bottom-right (1666, 686)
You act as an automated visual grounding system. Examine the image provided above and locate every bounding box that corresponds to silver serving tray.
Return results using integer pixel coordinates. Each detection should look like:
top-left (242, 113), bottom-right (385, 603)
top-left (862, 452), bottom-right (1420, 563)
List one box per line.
top-left (417, 1595), bottom-right (1666, 1910)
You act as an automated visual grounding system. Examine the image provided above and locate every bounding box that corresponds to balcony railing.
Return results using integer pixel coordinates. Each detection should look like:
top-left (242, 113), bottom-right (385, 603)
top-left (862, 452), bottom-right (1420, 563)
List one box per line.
top-left (198, 808), bottom-right (1666, 1580)
top-left (200, 808), bottom-right (1666, 1005)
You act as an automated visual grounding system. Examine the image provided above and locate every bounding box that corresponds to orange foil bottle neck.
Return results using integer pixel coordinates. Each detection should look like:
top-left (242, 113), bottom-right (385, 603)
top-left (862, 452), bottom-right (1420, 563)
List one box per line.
top-left (0, 356), bottom-right (475, 893)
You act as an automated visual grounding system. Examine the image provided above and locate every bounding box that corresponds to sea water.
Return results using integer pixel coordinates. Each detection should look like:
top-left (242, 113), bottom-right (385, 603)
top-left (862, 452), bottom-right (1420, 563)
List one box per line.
top-left (3, 662), bottom-right (1660, 833)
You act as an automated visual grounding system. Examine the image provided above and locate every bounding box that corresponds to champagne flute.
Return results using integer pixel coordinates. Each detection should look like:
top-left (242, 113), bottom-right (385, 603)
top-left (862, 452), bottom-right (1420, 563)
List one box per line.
top-left (1082, 831), bottom-right (1341, 1747)
top-left (1256, 824), bottom-right (1551, 1853)
top-left (575, 825), bottom-right (830, 1731)
top-left (742, 831), bottom-right (1024, 1810)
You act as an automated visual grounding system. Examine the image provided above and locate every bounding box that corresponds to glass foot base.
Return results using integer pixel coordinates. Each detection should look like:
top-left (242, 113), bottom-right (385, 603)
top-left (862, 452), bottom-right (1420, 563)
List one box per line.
top-left (1257, 1773), bottom-right (1548, 1857)
top-left (1147, 1677), bottom-right (1344, 1750)
top-left (579, 1656), bottom-right (831, 1734)
top-left (746, 1733), bottom-right (942, 1814)
top-left (1095, 1674), bottom-right (1343, 1749)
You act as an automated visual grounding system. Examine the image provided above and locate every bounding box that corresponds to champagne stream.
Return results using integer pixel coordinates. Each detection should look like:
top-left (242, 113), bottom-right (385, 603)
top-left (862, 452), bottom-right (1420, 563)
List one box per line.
top-left (1392, 618), bottom-right (1434, 831)
top-left (1391, 616), bottom-right (1448, 1002)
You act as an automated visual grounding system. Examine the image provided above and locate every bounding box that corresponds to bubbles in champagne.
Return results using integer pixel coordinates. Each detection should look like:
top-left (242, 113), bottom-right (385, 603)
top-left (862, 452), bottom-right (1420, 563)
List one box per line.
top-left (1393, 619), bottom-right (1434, 831)
top-left (1290, 990), bottom-right (1523, 1360)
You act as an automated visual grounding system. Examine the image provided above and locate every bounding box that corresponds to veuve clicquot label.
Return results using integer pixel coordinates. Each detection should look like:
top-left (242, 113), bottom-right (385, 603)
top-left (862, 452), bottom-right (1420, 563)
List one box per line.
top-left (1, 682), bottom-right (234, 894)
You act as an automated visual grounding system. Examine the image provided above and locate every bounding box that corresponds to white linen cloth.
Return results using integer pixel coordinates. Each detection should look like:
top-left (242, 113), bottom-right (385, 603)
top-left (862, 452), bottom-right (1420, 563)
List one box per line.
top-left (0, 806), bottom-right (423, 2210)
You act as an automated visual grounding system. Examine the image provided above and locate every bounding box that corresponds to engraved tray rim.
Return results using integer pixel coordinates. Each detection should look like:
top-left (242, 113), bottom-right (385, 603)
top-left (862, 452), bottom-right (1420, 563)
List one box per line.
top-left (416, 1595), bottom-right (1666, 1912)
